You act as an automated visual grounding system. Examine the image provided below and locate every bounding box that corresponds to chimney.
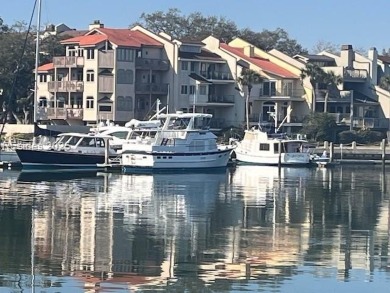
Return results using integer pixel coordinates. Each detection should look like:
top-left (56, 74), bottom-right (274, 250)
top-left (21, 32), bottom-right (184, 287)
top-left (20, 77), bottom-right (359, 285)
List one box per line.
top-left (368, 47), bottom-right (378, 85)
top-left (340, 44), bottom-right (354, 69)
top-left (89, 20), bottom-right (104, 30)
top-left (243, 45), bottom-right (255, 58)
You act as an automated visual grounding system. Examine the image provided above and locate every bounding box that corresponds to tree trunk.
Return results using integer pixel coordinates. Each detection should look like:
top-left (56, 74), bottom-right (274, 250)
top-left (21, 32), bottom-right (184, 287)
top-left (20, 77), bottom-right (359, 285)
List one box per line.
top-left (324, 91), bottom-right (329, 113)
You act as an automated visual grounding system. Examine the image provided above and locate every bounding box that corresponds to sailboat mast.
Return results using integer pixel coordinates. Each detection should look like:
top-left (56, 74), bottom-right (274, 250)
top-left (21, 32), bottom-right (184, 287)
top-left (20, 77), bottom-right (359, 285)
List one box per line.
top-left (33, 0), bottom-right (42, 123)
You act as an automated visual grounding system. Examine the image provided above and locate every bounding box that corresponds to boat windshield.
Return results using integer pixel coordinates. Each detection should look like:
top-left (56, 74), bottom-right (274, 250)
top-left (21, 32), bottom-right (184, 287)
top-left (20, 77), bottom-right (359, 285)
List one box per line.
top-left (193, 117), bottom-right (211, 130)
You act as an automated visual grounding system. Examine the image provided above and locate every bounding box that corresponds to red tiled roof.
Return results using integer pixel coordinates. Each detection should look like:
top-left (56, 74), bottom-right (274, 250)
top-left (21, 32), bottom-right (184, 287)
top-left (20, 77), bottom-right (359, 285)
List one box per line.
top-left (98, 28), bottom-right (162, 47)
top-left (37, 63), bottom-right (54, 71)
top-left (61, 28), bottom-right (163, 48)
top-left (220, 43), bottom-right (297, 78)
top-left (61, 34), bottom-right (107, 46)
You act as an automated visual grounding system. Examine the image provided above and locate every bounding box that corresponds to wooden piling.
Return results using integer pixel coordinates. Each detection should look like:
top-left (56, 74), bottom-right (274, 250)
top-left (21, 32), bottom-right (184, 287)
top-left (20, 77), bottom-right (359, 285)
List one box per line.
top-left (382, 138), bottom-right (386, 164)
top-left (330, 142), bottom-right (334, 163)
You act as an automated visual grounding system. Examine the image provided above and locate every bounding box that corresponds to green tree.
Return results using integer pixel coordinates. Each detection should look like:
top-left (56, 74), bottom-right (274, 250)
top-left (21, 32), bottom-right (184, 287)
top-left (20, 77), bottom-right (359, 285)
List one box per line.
top-left (132, 9), bottom-right (307, 56)
top-left (322, 71), bottom-right (343, 112)
top-left (239, 27), bottom-right (307, 56)
top-left (300, 63), bottom-right (325, 112)
top-left (300, 63), bottom-right (342, 113)
top-left (379, 75), bottom-right (390, 91)
top-left (301, 112), bottom-right (337, 142)
top-left (0, 21), bottom-right (35, 123)
top-left (237, 68), bottom-right (262, 130)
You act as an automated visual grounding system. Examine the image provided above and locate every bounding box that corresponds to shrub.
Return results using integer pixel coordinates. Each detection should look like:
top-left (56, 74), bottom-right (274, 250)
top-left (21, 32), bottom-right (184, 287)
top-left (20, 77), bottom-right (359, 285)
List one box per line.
top-left (338, 130), bottom-right (357, 144)
top-left (338, 129), bottom-right (383, 144)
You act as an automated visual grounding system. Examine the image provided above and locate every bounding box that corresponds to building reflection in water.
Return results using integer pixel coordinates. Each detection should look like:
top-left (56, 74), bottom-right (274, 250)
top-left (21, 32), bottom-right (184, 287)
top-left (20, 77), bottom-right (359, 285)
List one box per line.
top-left (0, 165), bottom-right (389, 291)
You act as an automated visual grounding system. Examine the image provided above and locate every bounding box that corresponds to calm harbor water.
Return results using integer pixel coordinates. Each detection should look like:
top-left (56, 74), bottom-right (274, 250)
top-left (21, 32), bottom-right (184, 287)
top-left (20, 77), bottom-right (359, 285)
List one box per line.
top-left (0, 165), bottom-right (389, 292)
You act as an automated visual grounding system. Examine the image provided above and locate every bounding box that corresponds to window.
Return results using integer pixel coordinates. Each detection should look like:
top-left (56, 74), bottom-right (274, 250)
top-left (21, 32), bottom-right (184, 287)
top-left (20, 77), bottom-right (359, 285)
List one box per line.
top-left (181, 61), bottom-right (188, 71)
top-left (57, 96), bottom-right (65, 108)
top-left (86, 96), bottom-right (94, 109)
top-left (199, 85), bottom-right (207, 95)
top-left (181, 85), bottom-right (188, 95)
top-left (117, 96), bottom-right (133, 111)
top-left (77, 70), bottom-right (83, 81)
top-left (39, 97), bottom-right (47, 107)
top-left (99, 105), bottom-right (112, 112)
top-left (261, 81), bottom-right (276, 96)
top-left (86, 70), bottom-right (94, 82)
top-left (117, 48), bottom-right (134, 61)
top-left (190, 62), bottom-right (196, 72)
top-left (189, 85), bottom-right (195, 95)
top-left (274, 143), bottom-right (279, 154)
top-left (259, 143), bottom-right (270, 151)
top-left (117, 69), bottom-right (134, 84)
top-left (78, 48), bottom-right (84, 57)
top-left (283, 81), bottom-right (293, 96)
top-left (39, 74), bottom-right (47, 83)
top-left (86, 49), bottom-right (95, 59)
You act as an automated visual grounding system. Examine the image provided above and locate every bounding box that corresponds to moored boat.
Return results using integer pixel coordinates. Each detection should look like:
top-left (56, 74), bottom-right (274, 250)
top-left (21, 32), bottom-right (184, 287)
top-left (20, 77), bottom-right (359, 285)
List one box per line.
top-left (232, 128), bottom-right (311, 166)
top-left (121, 111), bottom-right (235, 172)
top-left (16, 132), bottom-right (118, 170)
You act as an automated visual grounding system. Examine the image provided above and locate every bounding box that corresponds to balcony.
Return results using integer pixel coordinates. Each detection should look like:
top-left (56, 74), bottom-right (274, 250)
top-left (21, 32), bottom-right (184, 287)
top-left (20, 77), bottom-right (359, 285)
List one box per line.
top-left (36, 108), bottom-right (83, 120)
top-left (98, 51), bottom-right (114, 68)
top-left (53, 56), bottom-right (84, 68)
top-left (323, 66), bottom-right (368, 83)
top-left (189, 95), bottom-right (234, 105)
top-left (48, 81), bottom-right (84, 92)
top-left (200, 71), bottom-right (234, 81)
top-left (208, 95), bottom-right (234, 103)
top-left (258, 88), bottom-right (305, 99)
top-left (135, 58), bottom-right (170, 71)
top-left (135, 83), bottom-right (169, 95)
top-left (98, 76), bottom-right (114, 93)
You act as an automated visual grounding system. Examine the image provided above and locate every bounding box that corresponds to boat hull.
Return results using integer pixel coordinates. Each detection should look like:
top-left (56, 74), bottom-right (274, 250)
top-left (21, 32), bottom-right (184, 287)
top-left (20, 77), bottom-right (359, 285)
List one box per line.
top-left (234, 150), bottom-right (310, 166)
top-left (121, 148), bottom-right (233, 172)
top-left (16, 149), bottom-right (111, 170)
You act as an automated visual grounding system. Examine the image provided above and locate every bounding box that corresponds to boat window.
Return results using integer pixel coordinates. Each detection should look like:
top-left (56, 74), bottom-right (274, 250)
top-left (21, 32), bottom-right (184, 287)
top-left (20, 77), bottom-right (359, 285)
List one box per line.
top-left (80, 137), bottom-right (96, 147)
top-left (110, 131), bottom-right (129, 139)
top-left (259, 143), bottom-right (270, 151)
top-left (96, 138), bottom-right (105, 147)
top-left (66, 136), bottom-right (81, 146)
top-left (274, 143), bottom-right (279, 154)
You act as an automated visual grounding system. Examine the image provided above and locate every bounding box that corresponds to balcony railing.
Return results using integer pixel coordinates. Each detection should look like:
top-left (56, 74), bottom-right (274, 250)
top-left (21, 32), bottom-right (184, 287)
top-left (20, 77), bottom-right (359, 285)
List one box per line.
top-left (135, 83), bottom-right (169, 95)
top-left (98, 51), bottom-right (114, 68)
top-left (208, 95), bottom-right (235, 103)
top-left (259, 88), bottom-right (305, 98)
top-left (189, 95), bottom-right (235, 105)
top-left (353, 117), bottom-right (389, 128)
top-left (53, 56), bottom-right (84, 68)
top-left (328, 113), bottom-right (389, 128)
top-left (48, 81), bottom-right (84, 92)
top-left (36, 108), bottom-right (83, 120)
top-left (135, 58), bottom-right (170, 71)
top-left (344, 69), bottom-right (368, 81)
top-left (200, 71), bottom-right (234, 81)
top-left (322, 66), bottom-right (368, 82)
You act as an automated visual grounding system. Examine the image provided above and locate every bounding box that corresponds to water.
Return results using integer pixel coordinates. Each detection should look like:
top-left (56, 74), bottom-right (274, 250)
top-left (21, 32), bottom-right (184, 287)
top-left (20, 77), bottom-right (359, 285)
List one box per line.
top-left (0, 165), bottom-right (389, 292)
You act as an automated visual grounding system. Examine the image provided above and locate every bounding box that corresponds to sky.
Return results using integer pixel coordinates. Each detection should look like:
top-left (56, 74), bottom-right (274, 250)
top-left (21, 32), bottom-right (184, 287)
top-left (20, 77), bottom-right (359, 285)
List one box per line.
top-left (2, 0), bottom-right (390, 54)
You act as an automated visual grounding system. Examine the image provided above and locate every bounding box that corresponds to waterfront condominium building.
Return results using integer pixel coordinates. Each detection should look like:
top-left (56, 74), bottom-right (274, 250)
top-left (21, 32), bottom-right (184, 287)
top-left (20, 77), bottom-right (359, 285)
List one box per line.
top-left (35, 21), bottom-right (170, 125)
